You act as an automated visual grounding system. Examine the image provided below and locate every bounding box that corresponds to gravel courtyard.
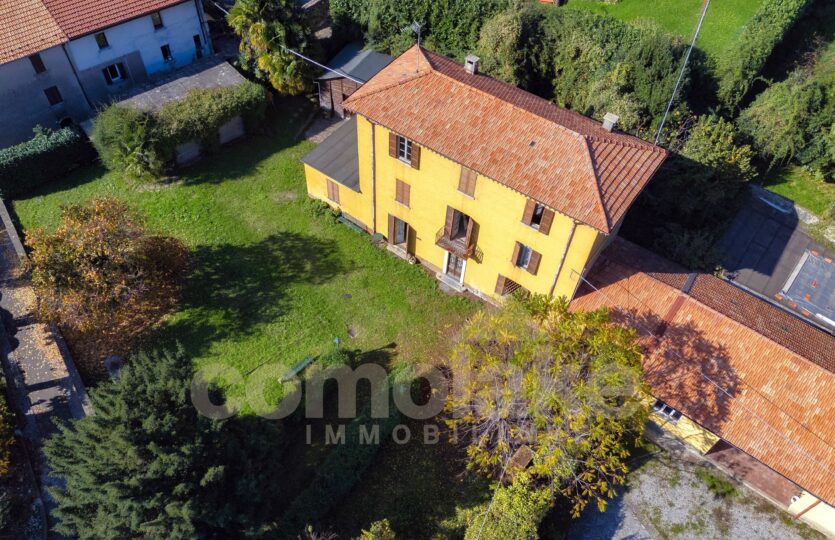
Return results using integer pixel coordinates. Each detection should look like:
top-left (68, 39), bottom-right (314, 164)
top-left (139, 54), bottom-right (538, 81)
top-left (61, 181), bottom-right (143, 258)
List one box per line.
top-left (567, 441), bottom-right (824, 540)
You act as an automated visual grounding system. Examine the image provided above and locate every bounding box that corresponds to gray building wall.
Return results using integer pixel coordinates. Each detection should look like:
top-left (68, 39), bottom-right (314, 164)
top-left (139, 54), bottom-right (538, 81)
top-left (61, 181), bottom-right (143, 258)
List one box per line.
top-left (75, 51), bottom-right (149, 106)
top-left (0, 46), bottom-right (92, 148)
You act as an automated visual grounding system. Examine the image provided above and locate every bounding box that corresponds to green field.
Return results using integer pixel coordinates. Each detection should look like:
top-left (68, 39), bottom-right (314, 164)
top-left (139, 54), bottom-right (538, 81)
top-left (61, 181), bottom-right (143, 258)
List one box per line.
top-left (564, 0), bottom-right (764, 59)
top-left (13, 99), bottom-right (476, 406)
top-left (763, 166), bottom-right (835, 217)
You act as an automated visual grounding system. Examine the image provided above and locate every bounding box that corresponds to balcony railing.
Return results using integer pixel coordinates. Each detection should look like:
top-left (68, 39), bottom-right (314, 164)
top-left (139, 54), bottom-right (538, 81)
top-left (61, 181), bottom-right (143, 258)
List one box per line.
top-left (436, 227), bottom-right (476, 259)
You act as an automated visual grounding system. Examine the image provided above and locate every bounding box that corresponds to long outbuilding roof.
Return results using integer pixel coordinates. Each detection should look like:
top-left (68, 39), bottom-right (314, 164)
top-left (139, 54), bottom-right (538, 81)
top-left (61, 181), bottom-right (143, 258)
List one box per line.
top-left (343, 46), bottom-right (668, 234)
top-left (572, 239), bottom-right (835, 506)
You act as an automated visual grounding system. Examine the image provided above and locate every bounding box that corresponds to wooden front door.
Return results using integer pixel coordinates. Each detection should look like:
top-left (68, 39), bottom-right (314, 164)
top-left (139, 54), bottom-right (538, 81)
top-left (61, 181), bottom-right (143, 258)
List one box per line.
top-left (446, 253), bottom-right (464, 280)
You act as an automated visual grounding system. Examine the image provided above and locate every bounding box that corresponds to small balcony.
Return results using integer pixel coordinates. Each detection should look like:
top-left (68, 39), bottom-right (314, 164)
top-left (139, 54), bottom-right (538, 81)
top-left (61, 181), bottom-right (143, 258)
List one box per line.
top-left (436, 227), bottom-right (475, 258)
top-left (435, 207), bottom-right (480, 260)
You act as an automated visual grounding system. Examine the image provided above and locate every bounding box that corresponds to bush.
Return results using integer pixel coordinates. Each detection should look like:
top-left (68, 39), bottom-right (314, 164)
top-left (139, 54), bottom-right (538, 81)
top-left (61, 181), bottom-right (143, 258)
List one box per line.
top-left (695, 467), bottom-right (738, 498)
top-left (738, 70), bottom-right (834, 177)
top-left (463, 476), bottom-right (551, 540)
top-left (92, 81), bottom-right (268, 179)
top-left (357, 519), bottom-right (396, 539)
top-left (0, 376), bottom-right (14, 476)
top-left (0, 127), bottom-right (95, 198)
top-left (280, 391), bottom-right (401, 534)
top-left (716, 0), bottom-right (812, 111)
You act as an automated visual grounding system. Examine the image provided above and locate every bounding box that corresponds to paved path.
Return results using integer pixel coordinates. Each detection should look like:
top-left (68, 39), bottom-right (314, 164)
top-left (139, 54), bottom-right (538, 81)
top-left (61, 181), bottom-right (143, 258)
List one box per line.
top-left (0, 200), bottom-right (91, 538)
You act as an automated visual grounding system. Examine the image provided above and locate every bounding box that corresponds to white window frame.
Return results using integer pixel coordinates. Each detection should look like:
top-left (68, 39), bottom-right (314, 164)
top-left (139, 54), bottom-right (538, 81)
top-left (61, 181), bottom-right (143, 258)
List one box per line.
top-left (105, 63), bottom-right (126, 83)
top-left (396, 135), bottom-right (412, 164)
top-left (530, 203), bottom-right (545, 229)
top-left (652, 398), bottom-right (683, 423)
top-left (517, 244), bottom-right (532, 269)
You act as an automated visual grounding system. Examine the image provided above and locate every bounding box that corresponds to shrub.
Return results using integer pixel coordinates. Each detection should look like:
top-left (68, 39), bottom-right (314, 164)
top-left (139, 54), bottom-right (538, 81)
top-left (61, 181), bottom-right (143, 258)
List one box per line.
top-left (695, 467), bottom-right (738, 498)
top-left (738, 70), bottom-right (834, 177)
top-left (716, 0), bottom-right (812, 111)
top-left (0, 127), bottom-right (95, 198)
top-left (91, 81), bottom-right (268, 179)
top-left (26, 198), bottom-right (188, 374)
top-left (0, 375), bottom-right (14, 476)
top-left (357, 519), bottom-right (396, 539)
top-left (463, 475), bottom-right (551, 540)
top-left (280, 391), bottom-right (401, 534)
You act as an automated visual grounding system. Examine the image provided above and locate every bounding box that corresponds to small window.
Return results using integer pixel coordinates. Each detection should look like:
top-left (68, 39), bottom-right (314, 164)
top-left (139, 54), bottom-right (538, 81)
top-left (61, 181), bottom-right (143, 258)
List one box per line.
top-left (95, 32), bottom-right (109, 49)
top-left (516, 244), bottom-right (533, 269)
top-left (530, 204), bottom-right (545, 229)
top-left (327, 180), bottom-right (340, 204)
top-left (102, 62), bottom-right (127, 85)
top-left (151, 11), bottom-right (164, 29)
top-left (652, 399), bottom-right (683, 423)
top-left (161, 44), bottom-right (173, 62)
top-left (193, 34), bottom-right (203, 59)
top-left (29, 53), bottom-right (46, 74)
top-left (395, 179), bottom-right (410, 207)
top-left (396, 135), bottom-right (412, 164)
top-left (44, 86), bottom-right (63, 106)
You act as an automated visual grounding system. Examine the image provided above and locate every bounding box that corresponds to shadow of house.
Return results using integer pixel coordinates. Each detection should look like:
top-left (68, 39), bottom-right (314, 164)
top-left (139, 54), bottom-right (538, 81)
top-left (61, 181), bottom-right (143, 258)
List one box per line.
top-left (152, 232), bottom-right (351, 359)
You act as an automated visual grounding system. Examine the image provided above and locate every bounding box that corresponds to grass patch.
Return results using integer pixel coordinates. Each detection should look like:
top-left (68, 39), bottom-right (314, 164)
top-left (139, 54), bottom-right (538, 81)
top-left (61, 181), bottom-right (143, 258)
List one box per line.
top-left (563, 0), bottom-right (764, 60)
top-left (695, 467), bottom-right (738, 498)
top-left (12, 96), bottom-right (477, 406)
top-left (763, 165), bottom-right (835, 217)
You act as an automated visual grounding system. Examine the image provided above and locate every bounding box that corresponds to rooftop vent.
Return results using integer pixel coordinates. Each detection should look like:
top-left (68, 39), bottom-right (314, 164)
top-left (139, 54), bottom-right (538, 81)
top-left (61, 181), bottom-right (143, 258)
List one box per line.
top-left (464, 54), bottom-right (480, 75)
top-left (602, 112), bottom-right (619, 132)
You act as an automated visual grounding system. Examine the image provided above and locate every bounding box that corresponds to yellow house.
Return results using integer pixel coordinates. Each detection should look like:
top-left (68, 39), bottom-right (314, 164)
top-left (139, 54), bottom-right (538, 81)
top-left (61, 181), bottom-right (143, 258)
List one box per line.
top-left (303, 46), bottom-right (667, 302)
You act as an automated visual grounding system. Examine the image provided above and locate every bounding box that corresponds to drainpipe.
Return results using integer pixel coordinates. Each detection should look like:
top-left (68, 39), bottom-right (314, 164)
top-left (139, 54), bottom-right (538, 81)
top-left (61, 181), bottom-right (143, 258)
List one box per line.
top-left (549, 220), bottom-right (577, 297)
top-left (195, 0), bottom-right (214, 55)
top-left (61, 44), bottom-right (94, 112)
top-left (370, 123), bottom-right (377, 233)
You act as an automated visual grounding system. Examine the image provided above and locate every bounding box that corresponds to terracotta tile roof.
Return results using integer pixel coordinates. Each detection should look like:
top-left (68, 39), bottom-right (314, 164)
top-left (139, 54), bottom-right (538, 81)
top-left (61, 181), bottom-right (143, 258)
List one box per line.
top-left (41, 0), bottom-right (187, 38)
top-left (0, 0), bottom-right (66, 65)
top-left (343, 46), bottom-right (668, 233)
top-left (572, 239), bottom-right (835, 505)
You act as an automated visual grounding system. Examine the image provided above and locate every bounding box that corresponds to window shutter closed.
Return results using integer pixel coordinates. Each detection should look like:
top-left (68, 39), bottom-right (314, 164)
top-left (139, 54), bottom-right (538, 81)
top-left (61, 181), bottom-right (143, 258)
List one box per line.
top-left (495, 275), bottom-right (507, 295)
top-left (389, 132), bottom-right (397, 158)
top-left (396, 180), bottom-right (410, 207)
top-left (387, 214), bottom-right (396, 243)
top-left (527, 250), bottom-right (541, 275)
top-left (444, 206), bottom-right (455, 236)
top-left (411, 144), bottom-right (421, 170)
top-left (459, 167), bottom-right (477, 196)
top-left (512, 242), bottom-right (521, 264)
top-left (539, 208), bottom-right (555, 235)
top-left (327, 180), bottom-right (340, 203)
top-left (522, 199), bottom-right (536, 225)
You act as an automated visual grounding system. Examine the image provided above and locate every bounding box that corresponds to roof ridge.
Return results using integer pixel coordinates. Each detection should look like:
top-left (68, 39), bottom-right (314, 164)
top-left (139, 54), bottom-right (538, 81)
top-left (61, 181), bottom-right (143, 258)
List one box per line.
top-left (580, 136), bottom-right (611, 231)
top-left (586, 134), bottom-right (665, 153)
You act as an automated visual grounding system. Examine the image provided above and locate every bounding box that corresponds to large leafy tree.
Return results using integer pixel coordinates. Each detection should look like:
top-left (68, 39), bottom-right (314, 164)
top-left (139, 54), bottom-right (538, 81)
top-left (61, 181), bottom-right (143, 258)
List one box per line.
top-left (228, 0), bottom-right (314, 95)
top-left (45, 347), bottom-right (283, 539)
top-left (26, 198), bottom-right (187, 373)
top-left (446, 295), bottom-right (648, 518)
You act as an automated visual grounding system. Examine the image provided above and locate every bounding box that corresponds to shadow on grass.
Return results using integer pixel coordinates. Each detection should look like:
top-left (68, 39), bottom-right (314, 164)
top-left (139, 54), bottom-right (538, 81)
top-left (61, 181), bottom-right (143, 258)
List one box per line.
top-left (148, 231), bottom-right (351, 359)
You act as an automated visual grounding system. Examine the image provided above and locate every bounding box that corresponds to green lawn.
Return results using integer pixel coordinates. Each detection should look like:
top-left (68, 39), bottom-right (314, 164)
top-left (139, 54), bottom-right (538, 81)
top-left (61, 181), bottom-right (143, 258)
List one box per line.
top-left (763, 166), bottom-right (835, 217)
top-left (564, 0), bottom-right (764, 59)
top-left (13, 98), bottom-right (476, 409)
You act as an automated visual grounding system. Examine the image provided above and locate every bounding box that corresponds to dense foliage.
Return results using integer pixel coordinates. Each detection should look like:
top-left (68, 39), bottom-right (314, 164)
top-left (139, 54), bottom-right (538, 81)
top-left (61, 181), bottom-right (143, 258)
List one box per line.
top-left (445, 295), bottom-right (648, 518)
top-left (625, 115), bottom-right (756, 269)
top-left (0, 376), bottom-right (13, 476)
top-left (739, 69), bottom-right (834, 179)
top-left (228, 0), bottom-right (315, 94)
top-left (357, 519), bottom-right (396, 539)
top-left (463, 475), bottom-right (551, 540)
top-left (44, 347), bottom-right (284, 539)
top-left (716, 0), bottom-right (812, 111)
top-left (26, 198), bottom-right (187, 373)
top-left (0, 127), bottom-right (95, 198)
top-left (280, 392), bottom-right (401, 535)
top-left (91, 81), bottom-right (268, 179)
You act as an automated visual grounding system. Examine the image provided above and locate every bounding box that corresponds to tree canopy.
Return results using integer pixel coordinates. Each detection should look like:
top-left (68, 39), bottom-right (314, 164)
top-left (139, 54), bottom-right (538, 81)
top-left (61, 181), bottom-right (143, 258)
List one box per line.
top-left (44, 347), bottom-right (284, 539)
top-left (445, 295), bottom-right (648, 518)
top-left (26, 198), bottom-right (187, 373)
top-left (228, 0), bottom-right (315, 95)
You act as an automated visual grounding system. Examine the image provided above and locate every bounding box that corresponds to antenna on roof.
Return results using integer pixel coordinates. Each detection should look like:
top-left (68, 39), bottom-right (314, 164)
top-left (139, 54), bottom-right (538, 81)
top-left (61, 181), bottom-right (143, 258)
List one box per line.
top-left (400, 21), bottom-right (424, 73)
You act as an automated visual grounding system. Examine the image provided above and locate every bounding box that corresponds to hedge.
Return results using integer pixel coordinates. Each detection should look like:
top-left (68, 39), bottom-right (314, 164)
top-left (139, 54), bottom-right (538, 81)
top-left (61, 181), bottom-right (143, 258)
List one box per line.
top-left (91, 80), bottom-right (269, 179)
top-left (716, 0), bottom-right (811, 111)
top-left (0, 127), bottom-right (95, 199)
top-left (0, 375), bottom-right (14, 476)
top-left (280, 390), bottom-right (401, 534)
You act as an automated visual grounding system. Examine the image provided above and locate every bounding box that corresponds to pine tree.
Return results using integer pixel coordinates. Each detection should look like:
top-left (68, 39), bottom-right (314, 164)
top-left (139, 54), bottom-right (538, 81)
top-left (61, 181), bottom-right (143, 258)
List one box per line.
top-left (44, 347), bottom-right (283, 539)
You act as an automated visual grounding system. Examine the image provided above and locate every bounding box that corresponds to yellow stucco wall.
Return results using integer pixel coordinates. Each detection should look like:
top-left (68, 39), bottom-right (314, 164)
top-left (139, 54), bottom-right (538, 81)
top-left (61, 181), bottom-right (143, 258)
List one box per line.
top-left (305, 115), bottom-right (608, 300)
top-left (642, 396), bottom-right (720, 454)
top-left (788, 492), bottom-right (835, 538)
